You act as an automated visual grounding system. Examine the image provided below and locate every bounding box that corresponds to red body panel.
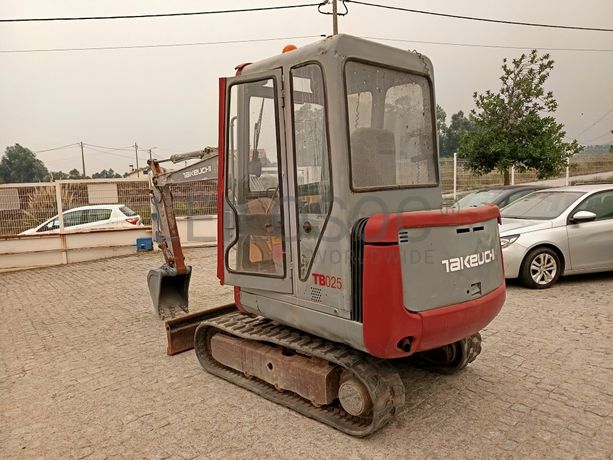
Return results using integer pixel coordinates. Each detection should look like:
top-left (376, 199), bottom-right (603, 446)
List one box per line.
top-left (364, 204), bottom-right (500, 243)
top-left (217, 77), bottom-right (227, 284)
top-left (362, 205), bottom-right (505, 359)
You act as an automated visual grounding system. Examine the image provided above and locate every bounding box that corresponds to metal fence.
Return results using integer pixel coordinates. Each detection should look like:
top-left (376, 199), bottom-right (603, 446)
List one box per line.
top-left (0, 178), bottom-right (218, 237)
top-left (1, 154), bottom-right (611, 236)
top-left (440, 153), bottom-right (613, 196)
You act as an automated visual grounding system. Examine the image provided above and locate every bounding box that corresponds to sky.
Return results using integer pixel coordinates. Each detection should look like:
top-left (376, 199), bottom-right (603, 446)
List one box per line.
top-left (1, 0), bottom-right (612, 175)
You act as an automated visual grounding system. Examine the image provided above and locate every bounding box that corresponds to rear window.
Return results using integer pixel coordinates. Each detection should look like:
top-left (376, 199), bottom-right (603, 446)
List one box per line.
top-left (120, 206), bottom-right (137, 217)
top-left (345, 61), bottom-right (437, 190)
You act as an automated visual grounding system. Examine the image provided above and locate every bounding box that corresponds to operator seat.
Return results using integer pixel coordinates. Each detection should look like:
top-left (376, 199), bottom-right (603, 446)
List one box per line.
top-left (350, 128), bottom-right (396, 188)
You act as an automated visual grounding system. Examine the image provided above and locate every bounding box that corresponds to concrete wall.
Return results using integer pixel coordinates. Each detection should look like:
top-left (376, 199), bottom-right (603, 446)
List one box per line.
top-left (0, 215), bottom-right (218, 271)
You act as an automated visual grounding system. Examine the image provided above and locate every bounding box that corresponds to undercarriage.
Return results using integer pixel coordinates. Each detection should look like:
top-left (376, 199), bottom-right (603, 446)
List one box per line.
top-left (179, 310), bottom-right (483, 436)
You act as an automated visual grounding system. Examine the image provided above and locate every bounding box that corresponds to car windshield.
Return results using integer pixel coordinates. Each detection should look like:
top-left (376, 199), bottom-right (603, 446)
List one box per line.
top-left (455, 189), bottom-right (506, 208)
top-left (501, 191), bottom-right (584, 220)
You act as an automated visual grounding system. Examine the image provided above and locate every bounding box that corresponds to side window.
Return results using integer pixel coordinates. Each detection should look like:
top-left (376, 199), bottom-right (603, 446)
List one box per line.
top-left (226, 77), bottom-right (285, 276)
top-left (88, 209), bottom-right (112, 223)
top-left (575, 191), bottom-right (613, 220)
top-left (63, 210), bottom-right (87, 227)
top-left (38, 217), bottom-right (58, 232)
top-left (291, 64), bottom-right (332, 279)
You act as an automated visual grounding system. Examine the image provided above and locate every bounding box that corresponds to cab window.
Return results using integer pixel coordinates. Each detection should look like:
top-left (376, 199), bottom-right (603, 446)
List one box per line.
top-left (291, 63), bottom-right (332, 279)
top-left (345, 61), bottom-right (437, 190)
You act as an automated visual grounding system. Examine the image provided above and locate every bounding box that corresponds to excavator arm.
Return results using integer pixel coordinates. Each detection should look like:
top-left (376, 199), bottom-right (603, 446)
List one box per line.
top-left (147, 148), bottom-right (218, 318)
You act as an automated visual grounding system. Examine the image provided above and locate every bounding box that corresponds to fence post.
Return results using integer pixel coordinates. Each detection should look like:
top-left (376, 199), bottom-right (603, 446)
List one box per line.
top-left (511, 166), bottom-right (515, 185)
top-left (453, 152), bottom-right (457, 201)
top-left (55, 182), bottom-right (65, 231)
top-left (565, 158), bottom-right (570, 186)
top-left (55, 182), bottom-right (67, 264)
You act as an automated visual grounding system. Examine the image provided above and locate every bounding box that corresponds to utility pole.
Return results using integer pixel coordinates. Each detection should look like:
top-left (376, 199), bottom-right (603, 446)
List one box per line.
top-left (148, 149), bottom-right (152, 162)
top-left (134, 142), bottom-right (140, 177)
top-left (332, 0), bottom-right (338, 35)
top-left (80, 141), bottom-right (86, 178)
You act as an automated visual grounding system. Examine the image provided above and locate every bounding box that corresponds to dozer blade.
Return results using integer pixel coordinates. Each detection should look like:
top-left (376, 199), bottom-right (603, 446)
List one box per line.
top-left (147, 265), bottom-right (192, 319)
top-left (165, 304), bottom-right (236, 355)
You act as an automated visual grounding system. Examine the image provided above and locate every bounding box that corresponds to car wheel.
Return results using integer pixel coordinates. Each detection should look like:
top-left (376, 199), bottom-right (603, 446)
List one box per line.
top-left (519, 247), bottom-right (561, 289)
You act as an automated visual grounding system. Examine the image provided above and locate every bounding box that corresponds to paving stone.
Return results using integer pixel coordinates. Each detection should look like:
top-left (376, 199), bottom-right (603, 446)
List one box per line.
top-left (0, 249), bottom-right (611, 458)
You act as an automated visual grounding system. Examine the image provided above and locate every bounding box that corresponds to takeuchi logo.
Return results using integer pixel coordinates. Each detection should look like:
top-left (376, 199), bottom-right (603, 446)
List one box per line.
top-left (441, 249), bottom-right (496, 273)
top-left (182, 165), bottom-right (213, 179)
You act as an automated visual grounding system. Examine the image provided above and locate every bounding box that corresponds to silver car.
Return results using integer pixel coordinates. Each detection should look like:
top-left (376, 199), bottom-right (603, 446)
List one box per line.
top-left (499, 184), bottom-right (613, 288)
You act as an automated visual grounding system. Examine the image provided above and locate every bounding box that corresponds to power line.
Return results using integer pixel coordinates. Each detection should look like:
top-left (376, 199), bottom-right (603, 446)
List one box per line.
top-left (573, 107), bottom-right (613, 138)
top-left (347, 0), bottom-right (613, 32)
top-left (84, 146), bottom-right (147, 160)
top-left (0, 34), bottom-right (324, 54)
top-left (82, 143), bottom-right (134, 152)
top-left (364, 36), bottom-right (613, 53)
top-left (34, 143), bottom-right (79, 153)
top-left (3, 33), bottom-right (608, 55)
top-left (0, 3), bottom-right (321, 22)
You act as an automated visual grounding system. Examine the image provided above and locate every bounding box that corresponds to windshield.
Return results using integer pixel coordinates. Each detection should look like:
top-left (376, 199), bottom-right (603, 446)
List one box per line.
top-left (455, 189), bottom-right (506, 208)
top-left (345, 61), bottom-right (437, 190)
top-left (501, 191), bottom-right (583, 220)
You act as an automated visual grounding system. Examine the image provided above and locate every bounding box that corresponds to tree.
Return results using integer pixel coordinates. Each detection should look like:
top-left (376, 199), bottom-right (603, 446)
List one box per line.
top-left (0, 144), bottom-right (49, 183)
top-left (445, 111), bottom-right (474, 157)
top-left (459, 50), bottom-right (581, 184)
top-left (92, 168), bottom-right (122, 179)
top-left (436, 104), bottom-right (448, 154)
top-left (48, 170), bottom-right (70, 181)
top-left (436, 107), bottom-right (475, 157)
top-left (68, 169), bottom-right (82, 179)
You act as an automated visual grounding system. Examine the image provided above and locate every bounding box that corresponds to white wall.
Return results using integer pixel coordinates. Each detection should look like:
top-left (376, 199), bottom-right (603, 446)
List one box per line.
top-left (0, 216), bottom-right (218, 271)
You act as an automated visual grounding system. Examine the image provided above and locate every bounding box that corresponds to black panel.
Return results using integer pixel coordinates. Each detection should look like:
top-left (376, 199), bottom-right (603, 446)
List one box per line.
top-left (351, 218), bottom-right (368, 322)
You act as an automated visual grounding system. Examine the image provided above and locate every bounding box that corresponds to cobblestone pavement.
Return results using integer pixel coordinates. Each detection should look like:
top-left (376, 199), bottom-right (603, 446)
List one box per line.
top-left (1, 248), bottom-right (612, 459)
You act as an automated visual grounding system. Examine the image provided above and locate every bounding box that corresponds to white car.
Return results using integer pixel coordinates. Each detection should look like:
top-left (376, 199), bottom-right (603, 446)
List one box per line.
top-left (499, 184), bottom-right (613, 288)
top-left (21, 204), bottom-right (142, 235)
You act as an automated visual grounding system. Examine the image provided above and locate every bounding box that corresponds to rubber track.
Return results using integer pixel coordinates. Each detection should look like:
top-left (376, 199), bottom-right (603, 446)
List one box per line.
top-left (194, 312), bottom-right (405, 437)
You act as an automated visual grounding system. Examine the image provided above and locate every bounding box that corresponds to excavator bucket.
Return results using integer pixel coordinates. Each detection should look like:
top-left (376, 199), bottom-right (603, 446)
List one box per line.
top-left (147, 265), bottom-right (192, 319)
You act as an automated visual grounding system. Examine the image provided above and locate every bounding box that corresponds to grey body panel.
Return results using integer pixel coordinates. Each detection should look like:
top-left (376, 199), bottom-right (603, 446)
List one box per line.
top-left (239, 288), bottom-right (366, 352)
top-left (400, 218), bottom-right (503, 311)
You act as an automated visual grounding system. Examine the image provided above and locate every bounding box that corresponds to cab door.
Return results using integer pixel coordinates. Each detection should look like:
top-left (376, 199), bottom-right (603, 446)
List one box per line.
top-left (221, 70), bottom-right (293, 293)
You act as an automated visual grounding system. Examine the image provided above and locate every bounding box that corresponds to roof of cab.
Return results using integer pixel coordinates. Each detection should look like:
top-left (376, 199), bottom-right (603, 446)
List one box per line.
top-left (240, 34), bottom-right (432, 77)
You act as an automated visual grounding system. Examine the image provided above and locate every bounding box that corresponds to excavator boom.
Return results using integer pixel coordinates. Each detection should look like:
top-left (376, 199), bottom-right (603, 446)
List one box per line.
top-left (147, 149), bottom-right (218, 318)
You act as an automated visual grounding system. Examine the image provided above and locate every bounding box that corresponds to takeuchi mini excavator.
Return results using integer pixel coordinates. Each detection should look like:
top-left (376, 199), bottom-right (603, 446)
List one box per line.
top-left (147, 35), bottom-right (506, 436)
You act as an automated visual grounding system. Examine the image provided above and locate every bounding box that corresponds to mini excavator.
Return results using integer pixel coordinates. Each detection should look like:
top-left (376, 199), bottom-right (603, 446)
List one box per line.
top-left (147, 35), bottom-right (505, 436)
